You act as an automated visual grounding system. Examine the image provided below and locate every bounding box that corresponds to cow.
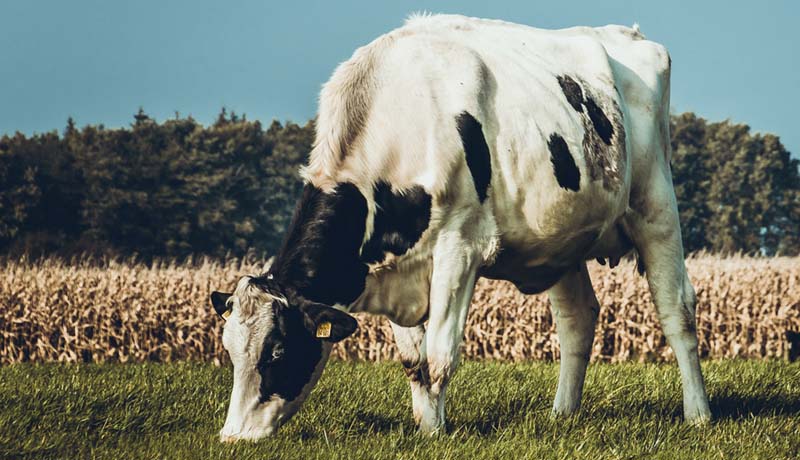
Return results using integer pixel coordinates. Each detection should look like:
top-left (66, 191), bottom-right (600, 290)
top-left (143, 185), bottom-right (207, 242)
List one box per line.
top-left (210, 14), bottom-right (712, 442)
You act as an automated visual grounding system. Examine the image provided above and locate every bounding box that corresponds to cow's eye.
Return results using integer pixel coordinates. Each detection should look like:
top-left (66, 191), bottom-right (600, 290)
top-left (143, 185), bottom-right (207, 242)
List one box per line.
top-left (265, 344), bottom-right (285, 364)
top-left (271, 346), bottom-right (284, 361)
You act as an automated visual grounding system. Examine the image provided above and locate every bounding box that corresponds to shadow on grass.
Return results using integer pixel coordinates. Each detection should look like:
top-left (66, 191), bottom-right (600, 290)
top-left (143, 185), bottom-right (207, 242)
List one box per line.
top-left (711, 394), bottom-right (800, 420)
top-left (350, 410), bottom-right (410, 434)
top-left (292, 387), bottom-right (800, 439)
top-left (572, 393), bottom-right (800, 423)
top-left (343, 402), bottom-right (538, 437)
top-left (432, 389), bottom-right (800, 435)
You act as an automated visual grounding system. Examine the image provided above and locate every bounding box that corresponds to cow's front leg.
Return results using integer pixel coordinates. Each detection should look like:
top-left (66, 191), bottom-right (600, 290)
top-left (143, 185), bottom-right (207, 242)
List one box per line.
top-left (389, 322), bottom-right (433, 427)
top-left (418, 236), bottom-right (480, 435)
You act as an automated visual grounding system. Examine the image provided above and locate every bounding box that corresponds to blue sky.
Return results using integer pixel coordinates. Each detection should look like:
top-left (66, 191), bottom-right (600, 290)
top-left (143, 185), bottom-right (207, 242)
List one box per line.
top-left (1, 1), bottom-right (798, 155)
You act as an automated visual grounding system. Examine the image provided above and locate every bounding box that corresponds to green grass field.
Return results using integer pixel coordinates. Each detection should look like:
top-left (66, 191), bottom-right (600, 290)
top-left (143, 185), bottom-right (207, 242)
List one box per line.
top-left (1, 361), bottom-right (798, 459)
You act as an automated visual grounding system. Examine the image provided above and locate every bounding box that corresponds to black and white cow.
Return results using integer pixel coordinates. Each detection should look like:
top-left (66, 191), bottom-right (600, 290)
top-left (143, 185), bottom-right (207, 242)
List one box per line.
top-left (210, 14), bottom-right (711, 442)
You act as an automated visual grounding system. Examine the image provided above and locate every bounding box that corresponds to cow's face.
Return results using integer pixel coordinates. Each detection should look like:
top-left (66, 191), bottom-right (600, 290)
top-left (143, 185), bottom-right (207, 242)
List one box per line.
top-left (211, 276), bottom-right (357, 442)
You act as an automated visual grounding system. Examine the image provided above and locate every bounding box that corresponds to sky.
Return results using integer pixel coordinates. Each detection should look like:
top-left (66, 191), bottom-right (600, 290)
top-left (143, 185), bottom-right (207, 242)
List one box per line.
top-left (1, 1), bottom-right (798, 155)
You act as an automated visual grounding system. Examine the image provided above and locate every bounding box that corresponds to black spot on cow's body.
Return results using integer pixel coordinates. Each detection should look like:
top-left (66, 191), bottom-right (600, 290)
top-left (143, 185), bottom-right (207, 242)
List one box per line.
top-left (556, 74), bottom-right (614, 146)
top-left (455, 112), bottom-right (492, 203)
top-left (547, 133), bottom-right (581, 191)
top-left (361, 182), bottom-right (432, 264)
top-left (269, 180), bottom-right (433, 299)
top-left (557, 75), bottom-right (585, 112)
top-left (269, 183), bottom-right (369, 306)
top-left (584, 96), bottom-right (614, 145)
top-left (555, 74), bottom-right (624, 190)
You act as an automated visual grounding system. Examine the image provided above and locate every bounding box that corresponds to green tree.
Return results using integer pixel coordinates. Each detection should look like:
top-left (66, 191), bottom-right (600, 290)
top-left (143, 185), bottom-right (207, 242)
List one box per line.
top-left (671, 113), bottom-right (799, 255)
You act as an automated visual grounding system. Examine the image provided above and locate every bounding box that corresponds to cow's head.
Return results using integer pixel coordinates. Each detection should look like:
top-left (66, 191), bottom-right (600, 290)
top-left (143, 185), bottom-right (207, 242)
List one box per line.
top-left (211, 275), bottom-right (357, 442)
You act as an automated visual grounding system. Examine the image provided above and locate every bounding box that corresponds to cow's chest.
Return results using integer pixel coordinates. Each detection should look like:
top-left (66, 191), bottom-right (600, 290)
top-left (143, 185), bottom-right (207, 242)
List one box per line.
top-left (352, 255), bottom-right (433, 327)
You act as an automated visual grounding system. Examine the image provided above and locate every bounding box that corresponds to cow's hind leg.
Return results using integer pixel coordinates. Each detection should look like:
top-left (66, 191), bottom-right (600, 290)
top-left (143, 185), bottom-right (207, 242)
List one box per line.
top-left (626, 174), bottom-right (711, 423)
top-left (389, 322), bottom-right (433, 428)
top-left (548, 262), bottom-right (600, 416)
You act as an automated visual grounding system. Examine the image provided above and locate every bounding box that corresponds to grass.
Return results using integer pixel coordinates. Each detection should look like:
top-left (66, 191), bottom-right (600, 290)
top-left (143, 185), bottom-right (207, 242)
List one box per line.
top-left (1, 360), bottom-right (798, 459)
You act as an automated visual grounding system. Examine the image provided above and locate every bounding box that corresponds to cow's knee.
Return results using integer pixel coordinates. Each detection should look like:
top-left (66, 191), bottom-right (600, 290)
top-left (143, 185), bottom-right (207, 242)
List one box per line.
top-left (659, 276), bottom-right (699, 340)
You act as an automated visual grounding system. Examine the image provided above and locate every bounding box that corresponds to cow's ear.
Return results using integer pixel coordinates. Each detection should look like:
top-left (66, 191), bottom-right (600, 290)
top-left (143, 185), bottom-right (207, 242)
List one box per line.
top-left (210, 291), bottom-right (233, 320)
top-left (299, 301), bottom-right (358, 343)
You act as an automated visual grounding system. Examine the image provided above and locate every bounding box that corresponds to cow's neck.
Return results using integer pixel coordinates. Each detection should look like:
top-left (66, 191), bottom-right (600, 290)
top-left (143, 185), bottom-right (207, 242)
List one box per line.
top-left (268, 183), bottom-right (369, 306)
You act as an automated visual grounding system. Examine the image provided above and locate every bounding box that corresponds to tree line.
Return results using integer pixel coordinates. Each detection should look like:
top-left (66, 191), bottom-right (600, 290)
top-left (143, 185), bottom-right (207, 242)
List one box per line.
top-left (0, 109), bottom-right (797, 260)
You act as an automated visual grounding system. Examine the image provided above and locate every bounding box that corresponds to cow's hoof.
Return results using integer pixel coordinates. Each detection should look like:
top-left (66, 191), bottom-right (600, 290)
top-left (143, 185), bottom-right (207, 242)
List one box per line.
top-left (549, 409), bottom-right (579, 420)
top-left (417, 423), bottom-right (446, 437)
top-left (685, 402), bottom-right (712, 425)
top-left (550, 404), bottom-right (580, 419)
top-left (686, 413), bottom-right (712, 426)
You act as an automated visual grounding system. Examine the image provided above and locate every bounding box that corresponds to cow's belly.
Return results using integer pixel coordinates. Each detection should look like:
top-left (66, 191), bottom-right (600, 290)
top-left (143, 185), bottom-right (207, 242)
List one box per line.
top-left (480, 227), bottom-right (600, 294)
top-left (480, 173), bottom-right (630, 293)
top-left (480, 218), bottom-right (633, 294)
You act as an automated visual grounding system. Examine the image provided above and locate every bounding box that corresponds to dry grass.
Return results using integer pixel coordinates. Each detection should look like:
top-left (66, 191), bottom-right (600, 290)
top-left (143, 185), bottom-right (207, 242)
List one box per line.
top-left (1, 255), bottom-right (797, 364)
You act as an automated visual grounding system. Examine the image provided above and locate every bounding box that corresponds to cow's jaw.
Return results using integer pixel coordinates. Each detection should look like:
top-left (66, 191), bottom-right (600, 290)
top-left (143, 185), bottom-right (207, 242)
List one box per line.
top-left (219, 343), bottom-right (333, 443)
top-left (219, 366), bottom-right (280, 442)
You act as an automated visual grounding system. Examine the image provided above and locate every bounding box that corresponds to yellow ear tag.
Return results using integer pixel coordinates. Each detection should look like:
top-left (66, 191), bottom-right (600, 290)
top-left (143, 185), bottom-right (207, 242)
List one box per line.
top-left (316, 321), bottom-right (332, 338)
top-left (221, 309), bottom-right (231, 320)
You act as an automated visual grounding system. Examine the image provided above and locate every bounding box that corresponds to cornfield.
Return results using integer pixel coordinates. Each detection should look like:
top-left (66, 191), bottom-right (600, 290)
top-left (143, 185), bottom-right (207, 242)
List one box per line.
top-left (1, 255), bottom-right (797, 364)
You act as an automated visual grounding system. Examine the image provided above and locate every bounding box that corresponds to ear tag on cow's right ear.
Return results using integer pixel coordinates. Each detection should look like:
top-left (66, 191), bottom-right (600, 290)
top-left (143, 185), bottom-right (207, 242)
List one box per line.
top-left (316, 321), bottom-right (331, 338)
top-left (221, 309), bottom-right (231, 320)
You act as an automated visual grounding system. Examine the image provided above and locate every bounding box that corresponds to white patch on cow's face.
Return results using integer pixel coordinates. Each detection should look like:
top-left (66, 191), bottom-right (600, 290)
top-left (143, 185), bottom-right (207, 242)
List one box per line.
top-left (218, 276), bottom-right (332, 443)
top-left (219, 276), bottom-right (282, 442)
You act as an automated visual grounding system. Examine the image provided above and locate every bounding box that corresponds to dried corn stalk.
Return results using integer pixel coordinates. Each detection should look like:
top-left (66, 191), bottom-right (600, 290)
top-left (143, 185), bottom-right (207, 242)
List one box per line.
top-left (0, 255), bottom-right (797, 363)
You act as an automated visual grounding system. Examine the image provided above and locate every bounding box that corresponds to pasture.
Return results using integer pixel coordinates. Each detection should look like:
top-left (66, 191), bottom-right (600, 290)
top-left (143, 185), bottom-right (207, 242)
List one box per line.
top-left (1, 360), bottom-right (799, 459)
